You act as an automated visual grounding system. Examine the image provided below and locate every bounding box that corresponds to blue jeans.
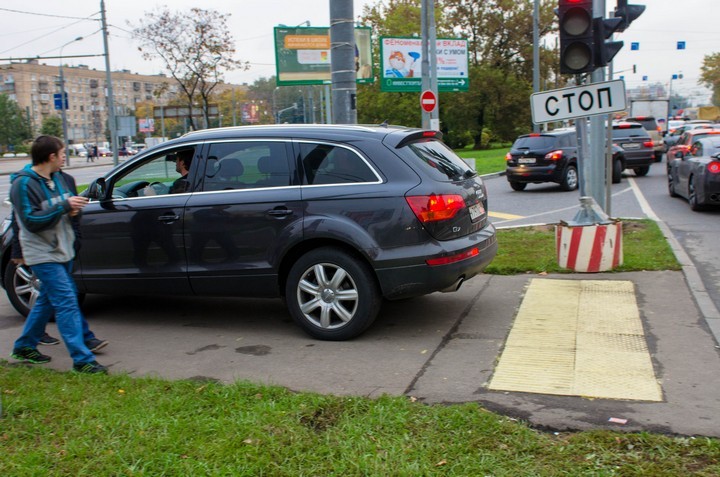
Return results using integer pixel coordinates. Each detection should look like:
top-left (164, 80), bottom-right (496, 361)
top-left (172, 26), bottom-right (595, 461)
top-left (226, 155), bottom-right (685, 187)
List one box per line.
top-left (13, 261), bottom-right (95, 365)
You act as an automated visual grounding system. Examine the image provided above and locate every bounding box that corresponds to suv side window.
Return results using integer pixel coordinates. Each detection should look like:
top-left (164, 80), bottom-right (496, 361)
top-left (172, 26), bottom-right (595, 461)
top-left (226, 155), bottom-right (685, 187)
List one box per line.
top-left (202, 141), bottom-right (291, 191)
top-left (109, 146), bottom-right (197, 199)
top-left (300, 142), bottom-right (378, 185)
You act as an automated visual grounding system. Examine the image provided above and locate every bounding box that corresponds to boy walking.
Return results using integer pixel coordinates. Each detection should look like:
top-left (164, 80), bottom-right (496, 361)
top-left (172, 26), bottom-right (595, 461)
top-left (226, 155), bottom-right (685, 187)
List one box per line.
top-left (9, 135), bottom-right (107, 374)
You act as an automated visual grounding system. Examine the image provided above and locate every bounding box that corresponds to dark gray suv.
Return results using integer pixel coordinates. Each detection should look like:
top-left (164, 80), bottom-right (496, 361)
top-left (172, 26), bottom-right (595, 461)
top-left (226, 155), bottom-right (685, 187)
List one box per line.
top-left (1, 125), bottom-right (497, 340)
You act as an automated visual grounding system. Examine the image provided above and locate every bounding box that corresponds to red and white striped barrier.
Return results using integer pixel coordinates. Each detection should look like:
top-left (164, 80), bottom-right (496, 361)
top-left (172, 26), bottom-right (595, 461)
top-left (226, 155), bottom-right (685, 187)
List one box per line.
top-left (555, 222), bottom-right (623, 272)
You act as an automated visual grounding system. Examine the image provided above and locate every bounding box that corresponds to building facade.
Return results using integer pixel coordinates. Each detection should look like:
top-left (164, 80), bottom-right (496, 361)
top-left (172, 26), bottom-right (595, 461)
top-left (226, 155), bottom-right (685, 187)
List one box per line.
top-left (0, 60), bottom-right (248, 146)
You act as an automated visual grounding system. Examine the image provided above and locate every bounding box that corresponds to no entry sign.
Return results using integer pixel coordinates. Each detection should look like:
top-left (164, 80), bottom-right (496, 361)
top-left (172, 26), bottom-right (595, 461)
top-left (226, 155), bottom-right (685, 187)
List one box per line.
top-left (420, 90), bottom-right (437, 113)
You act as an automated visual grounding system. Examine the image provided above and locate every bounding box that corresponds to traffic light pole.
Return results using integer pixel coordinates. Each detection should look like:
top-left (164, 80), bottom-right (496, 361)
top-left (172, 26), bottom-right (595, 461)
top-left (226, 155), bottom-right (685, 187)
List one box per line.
top-left (583, 0), bottom-right (605, 216)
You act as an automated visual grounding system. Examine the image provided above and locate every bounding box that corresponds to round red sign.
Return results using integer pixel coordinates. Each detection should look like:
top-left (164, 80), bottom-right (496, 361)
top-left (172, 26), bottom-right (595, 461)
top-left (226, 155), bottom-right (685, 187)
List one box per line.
top-left (420, 90), bottom-right (437, 113)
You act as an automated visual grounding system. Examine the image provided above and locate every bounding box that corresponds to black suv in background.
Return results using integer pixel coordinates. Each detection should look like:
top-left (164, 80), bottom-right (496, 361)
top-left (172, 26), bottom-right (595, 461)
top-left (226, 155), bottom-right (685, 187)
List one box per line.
top-left (626, 116), bottom-right (664, 162)
top-left (611, 121), bottom-right (655, 177)
top-left (505, 129), bottom-right (578, 191)
top-left (1, 125), bottom-right (498, 341)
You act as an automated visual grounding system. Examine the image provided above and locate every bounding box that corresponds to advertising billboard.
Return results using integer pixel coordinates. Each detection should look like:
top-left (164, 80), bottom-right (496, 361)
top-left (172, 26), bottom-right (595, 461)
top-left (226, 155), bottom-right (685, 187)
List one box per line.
top-left (379, 37), bottom-right (469, 92)
top-left (274, 26), bottom-right (373, 85)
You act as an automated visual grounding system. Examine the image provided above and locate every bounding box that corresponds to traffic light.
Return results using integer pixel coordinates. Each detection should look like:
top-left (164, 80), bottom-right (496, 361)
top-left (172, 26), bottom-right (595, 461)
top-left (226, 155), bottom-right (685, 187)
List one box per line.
top-left (593, 16), bottom-right (624, 68)
top-left (613, 0), bottom-right (646, 33)
top-left (558, 0), bottom-right (595, 74)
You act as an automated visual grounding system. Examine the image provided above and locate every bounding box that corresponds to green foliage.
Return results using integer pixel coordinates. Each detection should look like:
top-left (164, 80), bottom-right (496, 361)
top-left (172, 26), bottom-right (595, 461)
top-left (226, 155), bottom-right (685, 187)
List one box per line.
top-left (0, 93), bottom-right (32, 152)
top-left (443, 129), bottom-right (474, 149)
top-left (1, 363), bottom-right (718, 475)
top-left (700, 52), bottom-right (720, 107)
top-left (39, 115), bottom-right (63, 138)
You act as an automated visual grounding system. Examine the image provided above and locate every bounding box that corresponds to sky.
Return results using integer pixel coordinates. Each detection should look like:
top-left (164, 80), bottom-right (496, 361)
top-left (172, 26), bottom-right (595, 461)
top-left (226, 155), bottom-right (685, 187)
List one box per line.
top-left (0, 0), bottom-right (717, 105)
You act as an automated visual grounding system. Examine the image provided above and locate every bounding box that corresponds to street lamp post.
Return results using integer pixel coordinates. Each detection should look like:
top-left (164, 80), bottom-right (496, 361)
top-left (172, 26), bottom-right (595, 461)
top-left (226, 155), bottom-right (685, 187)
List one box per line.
top-left (668, 72), bottom-right (683, 120)
top-left (59, 36), bottom-right (83, 165)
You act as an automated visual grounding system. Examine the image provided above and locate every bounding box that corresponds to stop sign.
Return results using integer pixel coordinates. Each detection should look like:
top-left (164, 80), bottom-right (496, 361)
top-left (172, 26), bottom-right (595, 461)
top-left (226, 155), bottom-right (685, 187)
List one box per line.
top-left (420, 90), bottom-right (437, 113)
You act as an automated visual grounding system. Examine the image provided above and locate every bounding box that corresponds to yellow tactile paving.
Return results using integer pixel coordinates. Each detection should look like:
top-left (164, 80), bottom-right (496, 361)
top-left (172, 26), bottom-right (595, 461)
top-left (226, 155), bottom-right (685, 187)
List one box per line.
top-left (488, 211), bottom-right (524, 220)
top-left (488, 279), bottom-right (663, 401)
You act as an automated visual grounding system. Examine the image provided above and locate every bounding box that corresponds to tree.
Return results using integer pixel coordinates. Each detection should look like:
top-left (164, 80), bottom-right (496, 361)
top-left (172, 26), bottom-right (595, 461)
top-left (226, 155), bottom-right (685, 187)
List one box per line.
top-left (358, 0), bottom-right (551, 147)
top-left (700, 52), bottom-right (720, 106)
top-left (0, 94), bottom-right (31, 152)
top-left (40, 115), bottom-right (63, 139)
top-left (132, 7), bottom-right (249, 130)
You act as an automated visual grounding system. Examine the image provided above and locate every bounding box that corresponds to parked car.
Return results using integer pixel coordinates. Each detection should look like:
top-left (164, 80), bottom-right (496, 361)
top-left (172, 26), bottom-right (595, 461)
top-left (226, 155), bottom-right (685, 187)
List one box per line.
top-left (0, 125), bottom-right (498, 340)
top-left (505, 129), bottom-right (578, 191)
top-left (666, 128), bottom-right (720, 173)
top-left (668, 136), bottom-right (720, 210)
top-left (611, 121), bottom-right (655, 177)
top-left (626, 116), bottom-right (664, 162)
top-left (97, 147), bottom-right (112, 157)
top-left (68, 144), bottom-right (88, 157)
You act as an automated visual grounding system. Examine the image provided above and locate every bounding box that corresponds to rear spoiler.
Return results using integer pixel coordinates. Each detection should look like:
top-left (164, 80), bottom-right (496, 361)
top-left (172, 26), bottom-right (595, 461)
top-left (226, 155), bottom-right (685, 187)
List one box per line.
top-left (391, 130), bottom-right (443, 149)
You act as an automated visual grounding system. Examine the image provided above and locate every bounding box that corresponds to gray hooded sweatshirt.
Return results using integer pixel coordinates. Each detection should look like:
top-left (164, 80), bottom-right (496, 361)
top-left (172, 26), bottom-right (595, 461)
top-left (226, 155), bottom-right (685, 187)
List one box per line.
top-left (9, 164), bottom-right (76, 266)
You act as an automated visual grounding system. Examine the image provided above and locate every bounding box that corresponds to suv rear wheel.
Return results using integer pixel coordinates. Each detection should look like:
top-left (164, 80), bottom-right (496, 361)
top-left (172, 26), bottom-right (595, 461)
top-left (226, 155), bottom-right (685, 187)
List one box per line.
top-left (634, 166), bottom-right (650, 177)
top-left (509, 181), bottom-right (527, 191)
top-left (285, 247), bottom-right (381, 340)
top-left (560, 165), bottom-right (578, 191)
top-left (612, 158), bottom-right (623, 184)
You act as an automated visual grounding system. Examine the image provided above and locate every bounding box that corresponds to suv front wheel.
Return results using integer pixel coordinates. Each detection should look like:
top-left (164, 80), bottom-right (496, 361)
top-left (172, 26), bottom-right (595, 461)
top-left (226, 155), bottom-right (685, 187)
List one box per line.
top-left (285, 247), bottom-right (381, 340)
top-left (560, 165), bottom-right (578, 191)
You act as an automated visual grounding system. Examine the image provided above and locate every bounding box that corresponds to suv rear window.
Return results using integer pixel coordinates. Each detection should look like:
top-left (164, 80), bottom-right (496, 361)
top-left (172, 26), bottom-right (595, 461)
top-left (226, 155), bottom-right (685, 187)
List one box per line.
top-left (627, 117), bottom-right (658, 131)
top-left (512, 136), bottom-right (557, 150)
top-left (612, 124), bottom-right (648, 139)
top-left (403, 140), bottom-right (474, 181)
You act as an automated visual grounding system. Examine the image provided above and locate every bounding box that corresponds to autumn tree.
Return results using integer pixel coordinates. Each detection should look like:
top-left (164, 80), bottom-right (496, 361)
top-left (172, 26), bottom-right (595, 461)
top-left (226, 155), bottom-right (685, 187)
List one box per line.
top-left (700, 52), bottom-right (720, 107)
top-left (131, 7), bottom-right (248, 130)
top-left (358, 0), bottom-right (554, 147)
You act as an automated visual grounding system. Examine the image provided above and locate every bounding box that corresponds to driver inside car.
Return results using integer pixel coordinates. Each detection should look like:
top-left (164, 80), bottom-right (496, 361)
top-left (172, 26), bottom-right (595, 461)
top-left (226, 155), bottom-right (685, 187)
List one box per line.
top-left (141, 148), bottom-right (194, 196)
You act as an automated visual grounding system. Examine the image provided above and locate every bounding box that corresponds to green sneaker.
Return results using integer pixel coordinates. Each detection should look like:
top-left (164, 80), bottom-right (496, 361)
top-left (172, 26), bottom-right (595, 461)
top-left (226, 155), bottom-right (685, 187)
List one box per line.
top-left (73, 361), bottom-right (108, 374)
top-left (11, 347), bottom-right (52, 364)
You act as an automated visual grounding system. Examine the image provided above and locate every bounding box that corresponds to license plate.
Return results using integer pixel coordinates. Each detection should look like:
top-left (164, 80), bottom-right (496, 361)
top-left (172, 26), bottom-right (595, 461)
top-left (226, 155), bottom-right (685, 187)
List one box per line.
top-left (518, 157), bottom-right (536, 164)
top-left (469, 203), bottom-right (484, 221)
top-left (623, 143), bottom-right (640, 149)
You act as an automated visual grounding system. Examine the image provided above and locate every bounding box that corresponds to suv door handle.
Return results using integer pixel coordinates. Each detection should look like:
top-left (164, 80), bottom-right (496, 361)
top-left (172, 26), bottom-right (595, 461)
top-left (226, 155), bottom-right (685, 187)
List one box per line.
top-left (266, 208), bottom-right (292, 217)
top-left (157, 214), bottom-right (180, 223)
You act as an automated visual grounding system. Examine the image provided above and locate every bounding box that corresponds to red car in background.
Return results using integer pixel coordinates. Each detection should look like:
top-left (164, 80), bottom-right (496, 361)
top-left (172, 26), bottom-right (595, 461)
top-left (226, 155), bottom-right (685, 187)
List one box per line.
top-left (667, 128), bottom-right (720, 172)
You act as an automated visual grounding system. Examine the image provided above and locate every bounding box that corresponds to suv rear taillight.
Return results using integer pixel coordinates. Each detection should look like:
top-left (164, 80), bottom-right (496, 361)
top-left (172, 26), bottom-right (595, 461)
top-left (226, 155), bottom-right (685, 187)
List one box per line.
top-left (643, 141), bottom-right (654, 148)
top-left (708, 162), bottom-right (720, 174)
top-left (406, 194), bottom-right (465, 223)
top-left (505, 152), bottom-right (512, 161)
top-left (544, 150), bottom-right (563, 161)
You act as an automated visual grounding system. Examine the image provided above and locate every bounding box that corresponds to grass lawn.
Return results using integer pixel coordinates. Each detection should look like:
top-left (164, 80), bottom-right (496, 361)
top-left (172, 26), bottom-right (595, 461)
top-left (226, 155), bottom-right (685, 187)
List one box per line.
top-left (454, 144), bottom-right (509, 175)
top-left (1, 365), bottom-right (718, 476)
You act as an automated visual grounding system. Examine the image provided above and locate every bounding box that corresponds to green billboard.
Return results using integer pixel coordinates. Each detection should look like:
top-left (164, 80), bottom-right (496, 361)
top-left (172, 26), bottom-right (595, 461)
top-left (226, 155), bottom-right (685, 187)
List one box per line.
top-left (274, 26), bottom-right (373, 86)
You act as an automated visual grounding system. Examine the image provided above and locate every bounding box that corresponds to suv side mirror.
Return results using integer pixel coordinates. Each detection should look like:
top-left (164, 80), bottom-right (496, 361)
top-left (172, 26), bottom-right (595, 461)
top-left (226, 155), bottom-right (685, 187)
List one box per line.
top-left (86, 178), bottom-right (107, 201)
